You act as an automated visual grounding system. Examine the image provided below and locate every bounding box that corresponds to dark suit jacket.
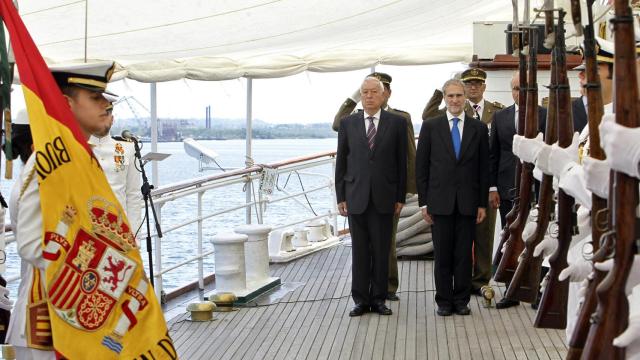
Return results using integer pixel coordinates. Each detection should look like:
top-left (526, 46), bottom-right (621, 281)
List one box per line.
top-left (415, 114), bottom-right (489, 216)
top-left (333, 99), bottom-right (417, 194)
top-left (489, 104), bottom-right (547, 201)
top-left (572, 96), bottom-right (588, 133)
top-left (335, 109), bottom-right (408, 215)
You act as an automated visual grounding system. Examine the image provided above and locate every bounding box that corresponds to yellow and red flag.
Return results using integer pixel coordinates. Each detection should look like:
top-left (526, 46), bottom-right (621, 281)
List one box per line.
top-left (0, 1), bottom-right (177, 358)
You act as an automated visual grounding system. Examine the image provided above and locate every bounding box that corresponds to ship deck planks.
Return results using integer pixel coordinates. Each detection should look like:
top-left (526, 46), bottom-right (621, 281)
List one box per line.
top-left (167, 242), bottom-right (568, 359)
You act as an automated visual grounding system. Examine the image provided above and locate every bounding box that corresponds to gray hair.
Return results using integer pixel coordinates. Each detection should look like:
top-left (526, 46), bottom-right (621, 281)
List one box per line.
top-left (442, 79), bottom-right (465, 94)
top-left (361, 76), bottom-right (385, 93)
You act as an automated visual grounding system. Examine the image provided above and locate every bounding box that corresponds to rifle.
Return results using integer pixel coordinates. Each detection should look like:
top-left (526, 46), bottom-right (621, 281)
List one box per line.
top-left (534, 9), bottom-right (576, 330)
top-left (565, 0), bottom-right (609, 357)
top-left (494, 26), bottom-right (538, 284)
top-left (506, 13), bottom-right (559, 303)
top-left (493, 5), bottom-right (527, 271)
top-left (581, 0), bottom-right (640, 357)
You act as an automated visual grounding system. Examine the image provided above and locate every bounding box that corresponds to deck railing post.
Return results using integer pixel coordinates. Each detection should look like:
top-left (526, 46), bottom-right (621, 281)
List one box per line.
top-left (330, 158), bottom-right (339, 234)
top-left (197, 189), bottom-right (204, 294)
top-left (245, 77), bottom-right (253, 225)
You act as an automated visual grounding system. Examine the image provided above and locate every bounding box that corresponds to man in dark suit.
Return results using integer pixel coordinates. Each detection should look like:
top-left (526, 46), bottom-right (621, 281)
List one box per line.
top-left (333, 72), bottom-right (415, 301)
top-left (335, 76), bottom-right (407, 317)
top-left (490, 72), bottom-right (547, 228)
top-left (416, 79), bottom-right (489, 316)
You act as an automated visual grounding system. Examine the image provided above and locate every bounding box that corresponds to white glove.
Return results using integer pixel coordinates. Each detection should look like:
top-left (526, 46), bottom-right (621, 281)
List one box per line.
top-left (536, 143), bottom-right (554, 175)
top-left (534, 232), bottom-right (558, 258)
top-left (614, 285), bottom-right (640, 348)
top-left (350, 88), bottom-right (362, 103)
top-left (600, 113), bottom-right (640, 179)
top-left (594, 254), bottom-right (640, 295)
top-left (559, 256), bottom-right (593, 282)
top-left (522, 220), bottom-right (538, 244)
top-left (519, 133), bottom-right (545, 164)
top-left (513, 134), bottom-right (525, 159)
top-left (0, 285), bottom-right (13, 311)
top-left (548, 132), bottom-right (580, 178)
top-left (583, 157), bottom-right (611, 199)
top-left (558, 165), bottom-right (592, 210)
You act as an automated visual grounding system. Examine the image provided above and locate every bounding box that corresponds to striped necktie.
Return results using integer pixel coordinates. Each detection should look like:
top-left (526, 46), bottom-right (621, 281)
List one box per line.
top-left (366, 116), bottom-right (376, 150)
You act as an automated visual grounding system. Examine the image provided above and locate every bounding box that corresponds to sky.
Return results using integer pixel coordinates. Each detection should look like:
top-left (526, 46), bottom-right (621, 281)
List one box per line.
top-left (103, 62), bottom-right (469, 125)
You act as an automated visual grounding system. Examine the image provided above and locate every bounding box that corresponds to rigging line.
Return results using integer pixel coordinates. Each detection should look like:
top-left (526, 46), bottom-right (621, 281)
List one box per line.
top-left (20, 0), bottom-right (84, 16)
top-left (89, 0), bottom-right (404, 59)
top-left (38, 0), bottom-right (284, 46)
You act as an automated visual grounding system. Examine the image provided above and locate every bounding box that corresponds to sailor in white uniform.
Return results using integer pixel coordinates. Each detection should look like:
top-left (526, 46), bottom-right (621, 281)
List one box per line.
top-left (8, 62), bottom-right (117, 359)
top-left (88, 110), bottom-right (142, 241)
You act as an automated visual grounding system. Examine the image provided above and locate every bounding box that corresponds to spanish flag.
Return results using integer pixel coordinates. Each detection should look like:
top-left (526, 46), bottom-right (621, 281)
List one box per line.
top-left (0, 1), bottom-right (177, 358)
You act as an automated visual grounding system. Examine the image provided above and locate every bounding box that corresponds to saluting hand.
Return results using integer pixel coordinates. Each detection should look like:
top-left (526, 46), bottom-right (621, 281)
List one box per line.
top-left (476, 208), bottom-right (486, 224)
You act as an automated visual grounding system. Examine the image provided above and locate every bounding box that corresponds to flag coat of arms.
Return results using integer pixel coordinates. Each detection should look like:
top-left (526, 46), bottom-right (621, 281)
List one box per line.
top-left (0, 1), bottom-right (177, 358)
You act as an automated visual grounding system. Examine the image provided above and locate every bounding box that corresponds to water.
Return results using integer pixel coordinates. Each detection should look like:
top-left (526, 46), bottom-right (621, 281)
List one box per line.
top-left (1, 138), bottom-right (339, 296)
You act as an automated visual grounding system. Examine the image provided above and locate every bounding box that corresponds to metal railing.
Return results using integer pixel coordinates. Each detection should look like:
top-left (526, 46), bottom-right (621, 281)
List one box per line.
top-left (145, 150), bottom-right (339, 301)
top-left (1, 151), bottom-right (340, 303)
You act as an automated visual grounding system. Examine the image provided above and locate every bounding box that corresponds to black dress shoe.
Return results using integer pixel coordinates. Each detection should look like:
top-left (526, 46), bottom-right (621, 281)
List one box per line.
top-left (349, 304), bottom-right (369, 317)
top-left (471, 288), bottom-right (483, 296)
top-left (371, 303), bottom-right (392, 315)
top-left (387, 293), bottom-right (400, 301)
top-left (495, 298), bottom-right (520, 309)
top-left (437, 307), bottom-right (453, 316)
top-left (455, 305), bottom-right (471, 315)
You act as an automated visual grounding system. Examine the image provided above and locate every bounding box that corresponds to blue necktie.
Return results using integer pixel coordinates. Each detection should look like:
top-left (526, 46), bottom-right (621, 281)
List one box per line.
top-left (451, 117), bottom-right (461, 159)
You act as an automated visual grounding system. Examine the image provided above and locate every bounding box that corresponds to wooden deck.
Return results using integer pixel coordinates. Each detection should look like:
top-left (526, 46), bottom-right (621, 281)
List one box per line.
top-left (167, 242), bottom-right (568, 359)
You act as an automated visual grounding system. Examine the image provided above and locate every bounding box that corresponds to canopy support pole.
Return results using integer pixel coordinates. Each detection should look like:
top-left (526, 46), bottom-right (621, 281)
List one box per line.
top-left (150, 82), bottom-right (158, 186)
top-left (245, 77), bottom-right (253, 224)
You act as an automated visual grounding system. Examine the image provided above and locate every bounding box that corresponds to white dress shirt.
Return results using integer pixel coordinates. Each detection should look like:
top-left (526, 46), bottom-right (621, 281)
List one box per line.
top-left (469, 99), bottom-right (485, 120)
top-left (363, 108), bottom-right (381, 135)
top-left (446, 110), bottom-right (465, 138)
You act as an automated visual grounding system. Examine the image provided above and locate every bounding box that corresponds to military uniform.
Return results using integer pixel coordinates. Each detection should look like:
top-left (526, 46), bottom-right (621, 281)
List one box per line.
top-left (7, 153), bottom-right (55, 360)
top-left (7, 62), bottom-right (117, 359)
top-left (333, 72), bottom-right (416, 297)
top-left (88, 135), bottom-right (142, 240)
top-left (458, 68), bottom-right (505, 292)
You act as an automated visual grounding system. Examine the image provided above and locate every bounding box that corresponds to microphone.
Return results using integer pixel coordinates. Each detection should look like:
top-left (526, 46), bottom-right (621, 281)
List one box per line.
top-left (121, 130), bottom-right (139, 142)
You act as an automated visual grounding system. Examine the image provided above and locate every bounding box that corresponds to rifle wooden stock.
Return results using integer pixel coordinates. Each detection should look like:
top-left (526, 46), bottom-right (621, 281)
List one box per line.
top-left (566, 0), bottom-right (609, 357)
top-left (506, 37), bottom-right (559, 302)
top-left (534, 11), bottom-right (574, 329)
top-left (582, 0), bottom-right (640, 357)
top-left (493, 33), bottom-right (528, 271)
top-left (494, 28), bottom-right (538, 284)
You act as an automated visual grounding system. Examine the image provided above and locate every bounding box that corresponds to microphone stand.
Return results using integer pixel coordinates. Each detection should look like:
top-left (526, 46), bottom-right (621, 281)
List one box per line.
top-left (131, 138), bottom-right (162, 288)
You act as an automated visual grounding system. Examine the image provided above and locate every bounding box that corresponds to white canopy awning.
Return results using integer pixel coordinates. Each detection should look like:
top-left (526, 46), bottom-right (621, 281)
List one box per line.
top-left (20, 0), bottom-right (516, 82)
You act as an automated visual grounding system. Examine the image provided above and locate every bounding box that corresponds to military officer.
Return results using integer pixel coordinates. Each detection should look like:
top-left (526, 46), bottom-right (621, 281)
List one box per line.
top-left (10, 62), bottom-right (116, 359)
top-left (89, 109), bottom-right (142, 241)
top-left (333, 72), bottom-right (416, 301)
